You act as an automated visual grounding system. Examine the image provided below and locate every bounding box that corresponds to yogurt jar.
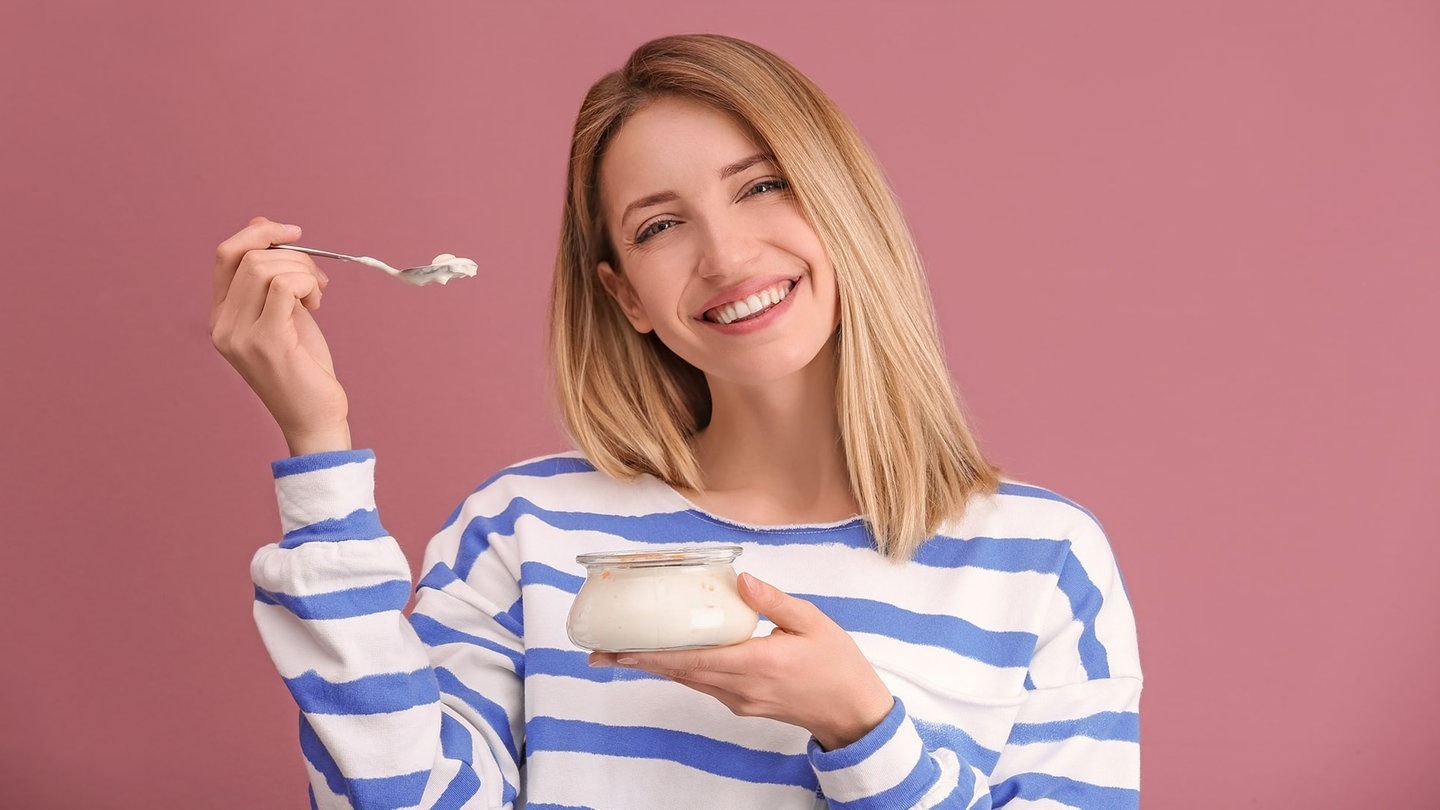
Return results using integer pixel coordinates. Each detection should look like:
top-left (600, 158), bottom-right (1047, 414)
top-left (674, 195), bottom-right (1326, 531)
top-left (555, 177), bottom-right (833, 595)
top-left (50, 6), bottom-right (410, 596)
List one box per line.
top-left (566, 546), bottom-right (759, 652)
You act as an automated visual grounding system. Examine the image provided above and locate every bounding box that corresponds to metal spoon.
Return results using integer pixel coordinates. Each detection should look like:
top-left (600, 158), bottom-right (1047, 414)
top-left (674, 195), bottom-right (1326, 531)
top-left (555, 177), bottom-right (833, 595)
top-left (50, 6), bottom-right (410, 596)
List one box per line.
top-left (270, 244), bottom-right (477, 286)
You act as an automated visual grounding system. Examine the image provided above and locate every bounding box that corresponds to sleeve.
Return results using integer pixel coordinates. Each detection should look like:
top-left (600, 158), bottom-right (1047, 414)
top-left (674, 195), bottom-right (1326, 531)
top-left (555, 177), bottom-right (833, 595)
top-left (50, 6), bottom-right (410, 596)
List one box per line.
top-left (987, 516), bottom-right (1143, 808)
top-left (250, 450), bottom-right (522, 810)
top-left (809, 515), bottom-right (1142, 810)
top-left (808, 698), bottom-right (993, 809)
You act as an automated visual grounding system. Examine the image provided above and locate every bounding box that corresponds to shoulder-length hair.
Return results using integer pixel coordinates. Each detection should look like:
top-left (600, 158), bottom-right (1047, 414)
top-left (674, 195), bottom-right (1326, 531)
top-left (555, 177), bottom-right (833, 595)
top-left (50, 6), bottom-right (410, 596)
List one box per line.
top-left (549, 34), bottom-right (998, 560)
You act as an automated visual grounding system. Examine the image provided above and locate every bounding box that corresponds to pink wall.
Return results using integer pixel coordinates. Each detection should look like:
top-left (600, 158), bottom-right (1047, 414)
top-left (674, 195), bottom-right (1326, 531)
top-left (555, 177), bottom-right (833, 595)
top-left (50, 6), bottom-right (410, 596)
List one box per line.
top-left (2, 2), bottom-right (1436, 807)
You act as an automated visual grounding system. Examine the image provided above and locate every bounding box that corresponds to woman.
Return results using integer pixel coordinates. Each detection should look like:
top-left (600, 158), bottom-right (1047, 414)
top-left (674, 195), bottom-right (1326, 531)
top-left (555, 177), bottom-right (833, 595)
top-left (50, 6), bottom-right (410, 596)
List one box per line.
top-left (211, 34), bottom-right (1141, 809)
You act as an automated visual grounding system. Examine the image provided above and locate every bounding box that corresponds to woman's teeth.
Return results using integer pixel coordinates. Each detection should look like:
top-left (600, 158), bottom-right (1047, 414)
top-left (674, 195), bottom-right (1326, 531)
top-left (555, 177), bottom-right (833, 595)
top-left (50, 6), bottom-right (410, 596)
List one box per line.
top-left (706, 280), bottom-right (794, 325)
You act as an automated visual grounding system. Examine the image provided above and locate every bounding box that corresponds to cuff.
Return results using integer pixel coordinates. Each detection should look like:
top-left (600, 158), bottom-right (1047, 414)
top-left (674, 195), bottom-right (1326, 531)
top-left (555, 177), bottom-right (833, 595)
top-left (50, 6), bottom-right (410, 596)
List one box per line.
top-left (272, 449), bottom-right (386, 546)
top-left (810, 697), bottom-right (938, 808)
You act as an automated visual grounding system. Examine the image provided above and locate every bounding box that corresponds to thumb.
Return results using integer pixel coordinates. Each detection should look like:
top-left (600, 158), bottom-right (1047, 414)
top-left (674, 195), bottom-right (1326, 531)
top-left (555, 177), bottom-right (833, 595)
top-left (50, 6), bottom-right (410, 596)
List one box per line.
top-left (738, 573), bottom-right (823, 633)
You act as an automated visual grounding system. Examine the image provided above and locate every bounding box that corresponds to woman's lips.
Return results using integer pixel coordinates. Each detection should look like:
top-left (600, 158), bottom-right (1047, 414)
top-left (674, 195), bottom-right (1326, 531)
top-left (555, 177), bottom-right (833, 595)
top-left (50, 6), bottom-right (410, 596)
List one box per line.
top-left (702, 279), bottom-right (797, 324)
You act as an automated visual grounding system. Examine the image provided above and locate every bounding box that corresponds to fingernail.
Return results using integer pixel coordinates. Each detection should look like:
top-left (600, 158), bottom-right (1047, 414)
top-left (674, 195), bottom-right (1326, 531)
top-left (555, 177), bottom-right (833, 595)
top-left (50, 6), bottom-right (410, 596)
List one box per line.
top-left (282, 223), bottom-right (301, 233)
top-left (317, 269), bottom-right (330, 285)
top-left (616, 657), bottom-right (638, 666)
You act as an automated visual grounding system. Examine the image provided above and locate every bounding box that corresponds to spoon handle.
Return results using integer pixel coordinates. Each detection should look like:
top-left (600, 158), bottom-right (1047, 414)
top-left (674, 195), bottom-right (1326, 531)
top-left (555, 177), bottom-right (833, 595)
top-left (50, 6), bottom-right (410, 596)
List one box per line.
top-left (271, 244), bottom-right (357, 262)
top-left (269, 244), bottom-right (399, 275)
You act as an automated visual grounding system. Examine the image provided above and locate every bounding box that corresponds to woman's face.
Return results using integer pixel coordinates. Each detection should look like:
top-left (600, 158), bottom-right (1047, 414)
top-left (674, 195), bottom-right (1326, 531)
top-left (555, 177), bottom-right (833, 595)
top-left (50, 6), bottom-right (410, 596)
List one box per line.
top-left (597, 95), bottom-right (841, 390)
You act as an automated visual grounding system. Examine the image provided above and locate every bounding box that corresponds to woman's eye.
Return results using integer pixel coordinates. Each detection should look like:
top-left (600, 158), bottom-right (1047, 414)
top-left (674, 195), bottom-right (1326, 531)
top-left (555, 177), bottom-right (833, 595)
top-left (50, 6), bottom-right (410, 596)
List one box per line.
top-left (635, 219), bottom-right (677, 244)
top-left (745, 178), bottom-right (790, 197)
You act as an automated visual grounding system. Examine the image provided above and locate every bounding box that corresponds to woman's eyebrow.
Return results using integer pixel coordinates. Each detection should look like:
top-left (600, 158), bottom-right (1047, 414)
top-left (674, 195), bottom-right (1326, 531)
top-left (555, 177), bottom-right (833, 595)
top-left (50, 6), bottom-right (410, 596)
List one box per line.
top-left (622, 191), bottom-right (680, 224)
top-left (719, 153), bottom-right (773, 179)
top-left (621, 154), bottom-right (777, 224)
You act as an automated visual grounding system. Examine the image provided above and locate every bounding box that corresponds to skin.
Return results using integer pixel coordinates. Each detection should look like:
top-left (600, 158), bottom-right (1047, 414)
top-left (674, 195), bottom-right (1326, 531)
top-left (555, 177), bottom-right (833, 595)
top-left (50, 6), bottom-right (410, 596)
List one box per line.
top-left (208, 96), bottom-right (894, 751)
top-left (210, 218), bottom-right (350, 457)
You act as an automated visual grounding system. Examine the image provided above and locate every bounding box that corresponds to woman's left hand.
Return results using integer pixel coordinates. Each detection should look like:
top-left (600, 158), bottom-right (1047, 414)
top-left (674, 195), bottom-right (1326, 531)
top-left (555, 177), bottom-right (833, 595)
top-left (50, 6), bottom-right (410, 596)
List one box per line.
top-left (588, 573), bottom-right (896, 751)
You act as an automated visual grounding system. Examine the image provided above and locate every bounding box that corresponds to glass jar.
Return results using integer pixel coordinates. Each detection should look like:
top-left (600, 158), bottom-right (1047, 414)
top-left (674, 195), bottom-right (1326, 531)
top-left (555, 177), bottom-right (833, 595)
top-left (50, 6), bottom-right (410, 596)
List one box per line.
top-left (566, 546), bottom-right (759, 652)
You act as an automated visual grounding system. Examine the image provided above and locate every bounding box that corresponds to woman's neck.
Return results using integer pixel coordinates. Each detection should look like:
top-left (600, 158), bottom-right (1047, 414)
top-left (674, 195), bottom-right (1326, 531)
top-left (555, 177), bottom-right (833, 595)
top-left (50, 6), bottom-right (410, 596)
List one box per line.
top-left (685, 343), bottom-right (858, 526)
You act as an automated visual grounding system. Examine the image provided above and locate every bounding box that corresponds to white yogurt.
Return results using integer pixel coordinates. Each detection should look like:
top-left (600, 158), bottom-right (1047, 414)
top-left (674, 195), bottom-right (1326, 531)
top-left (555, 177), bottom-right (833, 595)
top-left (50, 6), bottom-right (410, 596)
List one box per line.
top-left (566, 546), bottom-right (759, 652)
top-left (401, 253), bottom-right (477, 286)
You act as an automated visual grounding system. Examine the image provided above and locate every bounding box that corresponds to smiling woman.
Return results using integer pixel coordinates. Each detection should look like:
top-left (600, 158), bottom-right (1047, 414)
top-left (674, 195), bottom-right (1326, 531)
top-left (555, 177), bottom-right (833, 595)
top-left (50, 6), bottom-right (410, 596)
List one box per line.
top-left (210, 33), bottom-right (1141, 809)
top-left (595, 98), bottom-right (843, 422)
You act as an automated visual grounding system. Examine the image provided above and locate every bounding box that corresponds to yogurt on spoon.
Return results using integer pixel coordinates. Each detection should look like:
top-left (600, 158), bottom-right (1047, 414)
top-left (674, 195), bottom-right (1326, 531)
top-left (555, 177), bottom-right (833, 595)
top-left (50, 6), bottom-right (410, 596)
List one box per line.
top-left (398, 253), bottom-right (478, 286)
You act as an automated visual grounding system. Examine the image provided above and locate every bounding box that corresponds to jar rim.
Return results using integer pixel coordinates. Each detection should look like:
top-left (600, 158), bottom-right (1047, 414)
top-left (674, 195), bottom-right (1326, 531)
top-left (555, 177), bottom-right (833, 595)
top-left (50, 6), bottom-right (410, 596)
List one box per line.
top-left (575, 545), bottom-right (743, 569)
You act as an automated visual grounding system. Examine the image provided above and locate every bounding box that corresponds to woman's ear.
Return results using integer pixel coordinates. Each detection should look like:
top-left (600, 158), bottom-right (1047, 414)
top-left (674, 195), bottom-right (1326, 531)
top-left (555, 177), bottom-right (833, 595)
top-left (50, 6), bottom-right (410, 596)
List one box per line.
top-left (597, 261), bottom-right (654, 334)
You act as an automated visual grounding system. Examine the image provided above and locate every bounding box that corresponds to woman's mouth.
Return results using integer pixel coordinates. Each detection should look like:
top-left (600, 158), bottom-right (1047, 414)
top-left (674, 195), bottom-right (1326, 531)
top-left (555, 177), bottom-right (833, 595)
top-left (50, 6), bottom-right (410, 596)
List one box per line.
top-left (703, 280), bottom-right (796, 325)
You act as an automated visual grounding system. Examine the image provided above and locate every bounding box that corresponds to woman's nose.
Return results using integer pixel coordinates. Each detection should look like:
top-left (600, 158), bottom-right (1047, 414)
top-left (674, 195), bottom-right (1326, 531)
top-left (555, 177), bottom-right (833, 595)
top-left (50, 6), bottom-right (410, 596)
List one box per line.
top-left (695, 217), bottom-right (760, 279)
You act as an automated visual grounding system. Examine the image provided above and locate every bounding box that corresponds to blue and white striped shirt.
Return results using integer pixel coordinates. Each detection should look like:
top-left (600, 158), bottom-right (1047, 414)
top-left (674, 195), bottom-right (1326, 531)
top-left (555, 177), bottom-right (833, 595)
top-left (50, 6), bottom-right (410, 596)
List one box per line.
top-left (253, 449), bottom-right (1142, 809)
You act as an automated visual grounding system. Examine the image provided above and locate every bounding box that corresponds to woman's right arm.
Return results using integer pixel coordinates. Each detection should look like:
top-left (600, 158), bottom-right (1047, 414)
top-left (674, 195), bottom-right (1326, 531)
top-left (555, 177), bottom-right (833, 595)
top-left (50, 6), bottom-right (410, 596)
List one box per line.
top-left (212, 219), bottom-right (523, 807)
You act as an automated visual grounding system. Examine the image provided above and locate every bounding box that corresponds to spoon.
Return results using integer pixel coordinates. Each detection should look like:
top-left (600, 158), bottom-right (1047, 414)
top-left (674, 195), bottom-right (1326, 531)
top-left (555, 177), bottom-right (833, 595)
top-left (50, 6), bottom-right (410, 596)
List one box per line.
top-left (270, 244), bottom-right (477, 286)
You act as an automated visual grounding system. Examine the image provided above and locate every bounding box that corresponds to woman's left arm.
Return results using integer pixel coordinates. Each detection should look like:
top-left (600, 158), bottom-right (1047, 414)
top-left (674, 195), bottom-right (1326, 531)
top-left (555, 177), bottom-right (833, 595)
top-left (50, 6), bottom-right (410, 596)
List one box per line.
top-left (592, 515), bottom-right (1143, 810)
top-left (589, 573), bottom-right (998, 808)
top-left (589, 573), bottom-right (895, 748)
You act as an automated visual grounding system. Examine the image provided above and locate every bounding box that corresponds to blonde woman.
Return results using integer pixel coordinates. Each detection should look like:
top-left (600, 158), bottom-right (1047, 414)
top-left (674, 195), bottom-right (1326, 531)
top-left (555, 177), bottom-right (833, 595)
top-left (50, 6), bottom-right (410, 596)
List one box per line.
top-left (211, 34), bottom-right (1141, 810)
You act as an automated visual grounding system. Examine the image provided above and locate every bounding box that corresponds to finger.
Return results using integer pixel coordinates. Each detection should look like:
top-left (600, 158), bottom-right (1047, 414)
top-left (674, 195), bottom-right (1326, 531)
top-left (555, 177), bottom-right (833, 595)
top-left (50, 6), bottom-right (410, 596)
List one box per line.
top-left (224, 250), bottom-right (325, 331)
top-left (213, 217), bottom-right (303, 307)
top-left (658, 674), bottom-right (741, 706)
top-left (214, 269), bottom-right (320, 358)
top-left (256, 270), bottom-right (322, 330)
top-left (651, 669), bottom-right (791, 721)
top-left (737, 573), bottom-right (826, 634)
top-left (596, 641), bottom-right (756, 678)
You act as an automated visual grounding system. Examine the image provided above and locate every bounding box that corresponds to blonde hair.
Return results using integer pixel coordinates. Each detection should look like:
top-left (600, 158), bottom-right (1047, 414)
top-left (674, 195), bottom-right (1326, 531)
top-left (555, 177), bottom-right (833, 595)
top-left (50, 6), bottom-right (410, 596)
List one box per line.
top-left (549, 34), bottom-right (999, 559)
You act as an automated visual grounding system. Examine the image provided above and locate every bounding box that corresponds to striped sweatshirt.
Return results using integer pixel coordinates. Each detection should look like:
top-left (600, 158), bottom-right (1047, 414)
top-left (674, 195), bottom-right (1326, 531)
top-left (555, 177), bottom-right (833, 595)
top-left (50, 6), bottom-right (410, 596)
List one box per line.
top-left (252, 450), bottom-right (1142, 809)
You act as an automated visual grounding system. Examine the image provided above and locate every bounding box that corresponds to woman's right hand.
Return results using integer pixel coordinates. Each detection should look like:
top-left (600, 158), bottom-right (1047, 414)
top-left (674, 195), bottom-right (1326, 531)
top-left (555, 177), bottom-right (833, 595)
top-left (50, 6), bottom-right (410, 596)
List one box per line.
top-left (211, 217), bottom-right (352, 456)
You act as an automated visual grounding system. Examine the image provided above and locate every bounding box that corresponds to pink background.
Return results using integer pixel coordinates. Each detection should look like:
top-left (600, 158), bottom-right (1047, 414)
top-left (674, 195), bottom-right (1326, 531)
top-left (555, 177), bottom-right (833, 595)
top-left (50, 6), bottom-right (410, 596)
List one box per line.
top-left (2, 1), bottom-right (1436, 807)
